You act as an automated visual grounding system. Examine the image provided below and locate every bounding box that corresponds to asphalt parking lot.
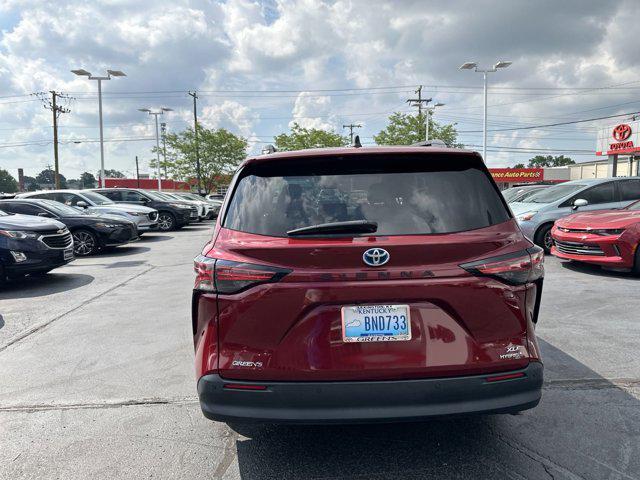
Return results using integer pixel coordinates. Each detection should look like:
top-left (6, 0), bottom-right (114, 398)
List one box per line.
top-left (0, 223), bottom-right (638, 480)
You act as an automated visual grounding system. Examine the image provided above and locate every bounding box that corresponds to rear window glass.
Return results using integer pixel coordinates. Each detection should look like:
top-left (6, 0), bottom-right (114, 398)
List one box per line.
top-left (223, 154), bottom-right (510, 237)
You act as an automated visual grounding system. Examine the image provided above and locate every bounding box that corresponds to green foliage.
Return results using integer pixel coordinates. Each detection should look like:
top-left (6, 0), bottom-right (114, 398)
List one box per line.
top-left (150, 126), bottom-right (247, 193)
top-left (80, 171), bottom-right (97, 188)
top-left (101, 169), bottom-right (125, 178)
top-left (35, 169), bottom-right (67, 188)
top-left (513, 163), bottom-right (525, 169)
top-left (0, 169), bottom-right (18, 193)
top-left (274, 123), bottom-right (348, 151)
top-left (527, 155), bottom-right (575, 168)
top-left (22, 176), bottom-right (38, 191)
top-left (374, 112), bottom-right (462, 147)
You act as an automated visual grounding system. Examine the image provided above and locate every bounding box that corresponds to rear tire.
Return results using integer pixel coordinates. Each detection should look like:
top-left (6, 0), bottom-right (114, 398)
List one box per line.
top-left (534, 224), bottom-right (554, 254)
top-left (157, 212), bottom-right (176, 231)
top-left (72, 229), bottom-right (99, 256)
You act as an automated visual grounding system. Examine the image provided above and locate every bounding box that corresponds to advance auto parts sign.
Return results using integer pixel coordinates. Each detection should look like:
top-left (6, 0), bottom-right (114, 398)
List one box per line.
top-left (490, 168), bottom-right (544, 183)
top-left (596, 120), bottom-right (640, 156)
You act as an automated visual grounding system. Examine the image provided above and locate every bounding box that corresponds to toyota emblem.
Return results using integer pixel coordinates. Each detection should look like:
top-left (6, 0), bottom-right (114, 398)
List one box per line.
top-left (363, 248), bottom-right (390, 267)
top-left (613, 124), bottom-right (632, 141)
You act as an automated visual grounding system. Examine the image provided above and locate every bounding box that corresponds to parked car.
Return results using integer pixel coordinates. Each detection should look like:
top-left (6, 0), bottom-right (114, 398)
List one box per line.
top-left (92, 188), bottom-right (195, 231)
top-left (192, 145), bottom-right (545, 425)
top-left (551, 197), bottom-right (640, 273)
top-left (156, 192), bottom-right (211, 221)
top-left (16, 189), bottom-right (159, 233)
top-left (510, 177), bottom-right (640, 252)
top-left (205, 193), bottom-right (225, 202)
top-left (502, 185), bottom-right (551, 204)
top-left (0, 199), bottom-right (138, 256)
top-left (172, 192), bottom-right (220, 219)
top-left (0, 208), bottom-right (74, 283)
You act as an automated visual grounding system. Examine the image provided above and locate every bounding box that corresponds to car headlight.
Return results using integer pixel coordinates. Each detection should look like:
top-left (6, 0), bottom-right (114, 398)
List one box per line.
top-left (516, 211), bottom-right (538, 222)
top-left (95, 222), bottom-right (121, 229)
top-left (0, 230), bottom-right (38, 239)
top-left (588, 229), bottom-right (625, 236)
top-left (125, 211), bottom-right (140, 216)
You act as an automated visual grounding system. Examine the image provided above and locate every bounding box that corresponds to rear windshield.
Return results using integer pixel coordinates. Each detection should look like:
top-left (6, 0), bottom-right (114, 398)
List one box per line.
top-left (223, 154), bottom-right (510, 237)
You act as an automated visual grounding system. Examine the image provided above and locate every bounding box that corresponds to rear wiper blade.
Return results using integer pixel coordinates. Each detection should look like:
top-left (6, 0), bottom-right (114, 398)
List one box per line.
top-left (287, 220), bottom-right (378, 236)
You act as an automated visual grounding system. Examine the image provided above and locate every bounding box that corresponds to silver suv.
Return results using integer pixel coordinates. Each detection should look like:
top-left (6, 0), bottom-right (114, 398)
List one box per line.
top-left (17, 189), bottom-right (159, 232)
top-left (510, 177), bottom-right (640, 252)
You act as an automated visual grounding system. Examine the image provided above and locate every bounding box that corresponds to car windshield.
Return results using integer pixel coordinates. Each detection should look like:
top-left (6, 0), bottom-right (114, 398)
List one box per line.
top-left (524, 184), bottom-right (585, 204)
top-left (81, 191), bottom-right (115, 205)
top-left (0, 209), bottom-right (7, 216)
top-left (224, 154), bottom-right (511, 237)
top-left (502, 188), bottom-right (525, 201)
top-left (144, 191), bottom-right (169, 201)
top-left (516, 188), bottom-right (546, 202)
top-left (38, 200), bottom-right (85, 216)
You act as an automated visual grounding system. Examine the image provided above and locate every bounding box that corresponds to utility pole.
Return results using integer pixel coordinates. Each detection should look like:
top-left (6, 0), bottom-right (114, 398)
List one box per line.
top-left (406, 86), bottom-right (432, 142)
top-left (160, 122), bottom-right (168, 178)
top-left (35, 91), bottom-right (71, 188)
top-left (135, 155), bottom-right (140, 188)
top-left (188, 91), bottom-right (202, 194)
top-left (343, 123), bottom-right (362, 144)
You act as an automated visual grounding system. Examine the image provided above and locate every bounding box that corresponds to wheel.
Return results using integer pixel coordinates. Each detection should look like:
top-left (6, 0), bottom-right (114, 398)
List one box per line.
top-left (534, 224), bottom-right (554, 254)
top-left (633, 245), bottom-right (640, 275)
top-left (157, 212), bottom-right (176, 231)
top-left (72, 229), bottom-right (99, 256)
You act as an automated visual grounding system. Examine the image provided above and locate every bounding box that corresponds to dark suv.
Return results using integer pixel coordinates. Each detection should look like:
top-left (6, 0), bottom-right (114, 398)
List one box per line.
top-left (93, 188), bottom-right (194, 231)
top-left (192, 146), bottom-right (545, 424)
top-left (0, 209), bottom-right (74, 282)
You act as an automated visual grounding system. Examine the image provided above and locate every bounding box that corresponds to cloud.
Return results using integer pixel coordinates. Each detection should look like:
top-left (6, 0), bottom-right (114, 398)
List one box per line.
top-left (2, 0), bottom-right (640, 179)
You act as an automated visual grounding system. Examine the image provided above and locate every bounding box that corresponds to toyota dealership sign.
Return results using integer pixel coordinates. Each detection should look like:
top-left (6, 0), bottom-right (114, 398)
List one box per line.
top-left (596, 120), bottom-right (640, 156)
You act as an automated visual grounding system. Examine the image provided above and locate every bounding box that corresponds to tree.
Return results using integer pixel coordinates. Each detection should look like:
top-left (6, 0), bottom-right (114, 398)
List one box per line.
top-left (0, 169), bottom-right (18, 193)
top-left (35, 169), bottom-right (67, 188)
top-left (101, 169), bottom-right (125, 179)
top-left (150, 126), bottom-right (247, 194)
top-left (374, 112), bottom-right (462, 147)
top-left (527, 155), bottom-right (575, 168)
top-left (513, 163), bottom-right (525, 169)
top-left (80, 171), bottom-right (97, 188)
top-left (274, 123), bottom-right (348, 151)
top-left (22, 176), bottom-right (39, 191)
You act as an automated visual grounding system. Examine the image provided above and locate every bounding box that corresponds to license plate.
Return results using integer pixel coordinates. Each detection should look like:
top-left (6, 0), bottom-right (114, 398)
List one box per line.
top-left (341, 305), bottom-right (411, 343)
top-left (63, 248), bottom-right (74, 260)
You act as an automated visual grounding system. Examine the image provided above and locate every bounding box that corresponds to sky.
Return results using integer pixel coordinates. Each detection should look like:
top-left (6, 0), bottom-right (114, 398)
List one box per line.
top-left (1, 0), bottom-right (640, 180)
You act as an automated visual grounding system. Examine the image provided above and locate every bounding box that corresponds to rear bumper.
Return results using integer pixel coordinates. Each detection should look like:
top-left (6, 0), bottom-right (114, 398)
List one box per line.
top-left (197, 362), bottom-right (543, 424)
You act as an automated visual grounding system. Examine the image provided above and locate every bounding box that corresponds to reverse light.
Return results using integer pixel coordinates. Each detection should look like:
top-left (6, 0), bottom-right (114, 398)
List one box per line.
top-left (193, 256), bottom-right (291, 294)
top-left (486, 372), bottom-right (525, 383)
top-left (516, 211), bottom-right (538, 222)
top-left (460, 246), bottom-right (544, 286)
top-left (223, 384), bottom-right (268, 391)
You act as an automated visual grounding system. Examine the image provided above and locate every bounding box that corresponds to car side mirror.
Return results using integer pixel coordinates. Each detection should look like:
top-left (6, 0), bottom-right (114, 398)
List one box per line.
top-left (572, 198), bottom-right (588, 210)
top-left (76, 201), bottom-right (88, 208)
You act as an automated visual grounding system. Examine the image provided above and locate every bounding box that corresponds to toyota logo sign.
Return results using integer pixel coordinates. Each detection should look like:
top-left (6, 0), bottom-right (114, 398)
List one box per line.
top-left (613, 124), bottom-right (632, 141)
top-left (362, 248), bottom-right (390, 267)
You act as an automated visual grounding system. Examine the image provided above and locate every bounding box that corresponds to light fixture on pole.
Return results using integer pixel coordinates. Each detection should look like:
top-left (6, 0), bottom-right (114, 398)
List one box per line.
top-left (71, 69), bottom-right (126, 187)
top-left (425, 102), bottom-right (445, 142)
top-left (459, 60), bottom-right (512, 161)
top-left (138, 107), bottom-right (173, 191)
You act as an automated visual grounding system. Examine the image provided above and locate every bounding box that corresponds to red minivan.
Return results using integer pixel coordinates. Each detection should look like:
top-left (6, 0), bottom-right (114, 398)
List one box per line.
top-left (192, 145), bottom-right (544, 423)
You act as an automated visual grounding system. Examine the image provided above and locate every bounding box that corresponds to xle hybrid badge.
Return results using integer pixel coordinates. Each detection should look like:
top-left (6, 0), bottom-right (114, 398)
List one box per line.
top-left (363, 248), bottom-right (390, 267)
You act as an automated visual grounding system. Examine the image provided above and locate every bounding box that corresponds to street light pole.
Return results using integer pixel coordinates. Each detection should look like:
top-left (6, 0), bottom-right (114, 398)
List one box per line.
top-left (71, 69), bottom-right (126, 187)
top-left (424, 102), bottom-right (445, 142)
top-left (459, 61), bottom-right (512, 161)
top-left (138, 108), bottom-right (173, 191)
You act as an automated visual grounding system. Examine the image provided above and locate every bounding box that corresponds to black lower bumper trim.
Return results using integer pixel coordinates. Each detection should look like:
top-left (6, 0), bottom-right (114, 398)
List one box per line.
top-left (198, 362), bottom-right (543, 424)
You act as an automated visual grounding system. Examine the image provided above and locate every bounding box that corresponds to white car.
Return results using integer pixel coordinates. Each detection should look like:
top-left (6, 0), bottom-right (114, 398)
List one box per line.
top-left (156, 192), bottom-right (212, 221)
top-left (171, 192), bottom-right (220, 219)
top-left (17, 189), bottom-right (159, 232)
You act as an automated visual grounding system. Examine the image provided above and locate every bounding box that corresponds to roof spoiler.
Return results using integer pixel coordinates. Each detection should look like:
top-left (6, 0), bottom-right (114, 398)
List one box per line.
top-left (411, 139), bottom-right (447, 147)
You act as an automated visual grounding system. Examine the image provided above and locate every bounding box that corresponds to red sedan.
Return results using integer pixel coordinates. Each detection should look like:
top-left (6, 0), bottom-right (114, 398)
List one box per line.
top-left (551, 200), bottom-right (640, 273)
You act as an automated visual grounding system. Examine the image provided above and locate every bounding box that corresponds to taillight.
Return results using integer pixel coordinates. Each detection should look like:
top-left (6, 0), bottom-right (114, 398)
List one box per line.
top-left (460, 246), bottom-right (544, 285)
top-left (193, 255), bottom-right (290, 294)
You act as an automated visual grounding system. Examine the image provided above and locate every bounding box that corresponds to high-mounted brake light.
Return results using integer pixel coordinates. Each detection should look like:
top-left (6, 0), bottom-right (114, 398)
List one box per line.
top-left (460, 246), bottom-right (544, 285)
top-left (193, 256), bottom-right (291, 294)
